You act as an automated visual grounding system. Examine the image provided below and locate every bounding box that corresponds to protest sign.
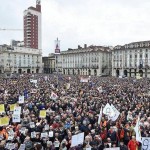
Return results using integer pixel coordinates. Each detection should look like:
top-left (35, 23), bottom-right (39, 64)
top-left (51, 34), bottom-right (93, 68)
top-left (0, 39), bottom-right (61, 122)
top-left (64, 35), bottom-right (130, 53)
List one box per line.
top-left (45, 124), bottom-right (49, 130)
top-left (0, 117), bottom-right (9, 126)
top-left (105, 148), bottom-right (120, 150)
top-left (30, 122), bottom-right (35, 128)
top-left (10, 104), bottom-right (16, 111)
top-left (41, 132), bottom-right (48, 138)
top-left (86, 148), bottom-right (91, 150)
top-left (30, 79), bottom-right (37, 84)
top-left (49, 131), bottom-right (54, 137)
top-left (71, 132), bottom-right (84, 147)
top-left (12, 114), bottom-right (20, 122)
top-left (80, 77), bottom-right (89, 83)
top-left (18, 144), bottom-right (25, 150)
top-left (31, 132), bottom-right (36, 138)
top-left (5, 143), bottom-right (16, 150)
top-left (0, 104), bottom-right (5, 113)
top-left (14, 106), bottom-right (21, 115)
top-left (54, 141), bottom-right (60, 147)
top-left (142, 137), bottom-right (150, 150)
top-left (39, 110), bottom-right (46, 118)
top-left (18, 96), bottom-right (24, 104)
top-left (66, 83), bottom-right (70, 90)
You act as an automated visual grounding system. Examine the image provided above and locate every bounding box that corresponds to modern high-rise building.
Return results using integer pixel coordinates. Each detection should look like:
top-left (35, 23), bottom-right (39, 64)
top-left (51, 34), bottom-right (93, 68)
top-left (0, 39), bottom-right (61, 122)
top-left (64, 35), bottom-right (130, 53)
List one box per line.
top-left (24, 0), bottom-right (41, 49)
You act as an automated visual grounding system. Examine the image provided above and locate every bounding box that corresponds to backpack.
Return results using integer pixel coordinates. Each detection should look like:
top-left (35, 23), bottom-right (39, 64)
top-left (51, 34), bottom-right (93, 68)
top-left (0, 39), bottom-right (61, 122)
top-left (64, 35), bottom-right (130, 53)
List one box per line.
top-left (120, 129), bottom-right (125, 139)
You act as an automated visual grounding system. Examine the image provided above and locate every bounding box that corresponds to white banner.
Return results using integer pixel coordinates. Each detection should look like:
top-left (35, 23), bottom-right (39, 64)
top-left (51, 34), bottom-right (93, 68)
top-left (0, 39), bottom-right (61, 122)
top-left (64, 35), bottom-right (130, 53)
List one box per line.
top-left (12, 114), bottom-right (20, 122)
top-left (30, 79), bottom-right (37, 84)
top-left (105, 148), bottom-right (120, 150)
top-left (71, 132), bottom-right (84, 147)
top-left (14, 106), bottom-right (21, 115)
top-left (18, 96), bottom-right (24, 104)
top-left (134, 116), bottom-right (142, 142)
top-left (142, 137), bottom-right (150, 150)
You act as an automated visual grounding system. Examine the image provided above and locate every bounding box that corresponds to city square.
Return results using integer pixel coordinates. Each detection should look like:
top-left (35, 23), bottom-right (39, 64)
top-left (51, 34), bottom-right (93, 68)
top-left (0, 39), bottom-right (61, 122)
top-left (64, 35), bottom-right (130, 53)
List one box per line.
top-left (0, 0), bottom-right (150, 150)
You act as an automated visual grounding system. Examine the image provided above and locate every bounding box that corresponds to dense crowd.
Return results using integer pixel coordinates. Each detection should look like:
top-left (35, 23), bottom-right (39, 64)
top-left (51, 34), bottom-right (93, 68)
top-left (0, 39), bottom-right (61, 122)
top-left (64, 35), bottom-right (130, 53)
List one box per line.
top-left (0, 74), bottom-right (149, 150)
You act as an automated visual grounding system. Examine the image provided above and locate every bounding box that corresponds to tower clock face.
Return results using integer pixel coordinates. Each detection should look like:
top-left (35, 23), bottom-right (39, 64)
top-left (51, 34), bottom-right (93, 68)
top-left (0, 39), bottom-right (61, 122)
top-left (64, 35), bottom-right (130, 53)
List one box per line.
top-left (36, 0), bottom-right (40, 5)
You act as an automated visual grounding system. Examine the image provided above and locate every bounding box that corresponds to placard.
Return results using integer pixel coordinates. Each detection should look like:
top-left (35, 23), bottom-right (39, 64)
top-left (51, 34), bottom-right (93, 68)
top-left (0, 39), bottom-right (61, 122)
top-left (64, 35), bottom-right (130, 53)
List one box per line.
top-left (105, 148), bottom-right (120, 150)
top-left (30, 122), bottom-right (35, 128)
top-left (10, 104), bottom-right (16, 111)
top-left (45, 124), bottom-right (49, 130)
top-left (54, 141), bottom-right (60, 147)
top-left (39, 110), bottom-right (46, 118)
top-left (14, 106), bottom-right (21, 115)
top-left (18, 144), bottom-right (25, 150)
top-left (18, 96), bottom-right (24, 104)
top-left (5, 143), bottom-right (16, 150)
top-left (12, 114), bottom-right (20, 122)
top-left (0, 117), bottom-right (9, 126)
top-left (41, 132), bottom-right (48, 138)
top-left (31, 132), bottom-right (36, 138)
top-left (0, 104), bottom-right (5, 113)
top-left (71, 132), bottom-right (84, 147)
top-left (49, 131), bottom-right (54, 137)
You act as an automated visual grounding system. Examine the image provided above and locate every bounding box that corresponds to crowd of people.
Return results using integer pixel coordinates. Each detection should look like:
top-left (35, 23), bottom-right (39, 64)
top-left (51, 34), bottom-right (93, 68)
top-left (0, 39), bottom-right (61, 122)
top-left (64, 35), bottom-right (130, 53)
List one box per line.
top-left (0, 74), bottom-right (149, 150)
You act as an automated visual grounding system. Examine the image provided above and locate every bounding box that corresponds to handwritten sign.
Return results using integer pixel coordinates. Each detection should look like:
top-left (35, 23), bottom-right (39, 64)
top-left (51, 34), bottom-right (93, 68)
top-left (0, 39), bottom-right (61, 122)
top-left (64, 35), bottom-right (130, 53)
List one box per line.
top-left (142, 137), bottom-right (150, 150)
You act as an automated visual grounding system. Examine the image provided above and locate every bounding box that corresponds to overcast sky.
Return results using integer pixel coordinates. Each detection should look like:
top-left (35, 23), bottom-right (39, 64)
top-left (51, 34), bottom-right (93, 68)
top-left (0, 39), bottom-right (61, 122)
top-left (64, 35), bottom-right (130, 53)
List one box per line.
top-left (0, 0), bottom-right (150, 56)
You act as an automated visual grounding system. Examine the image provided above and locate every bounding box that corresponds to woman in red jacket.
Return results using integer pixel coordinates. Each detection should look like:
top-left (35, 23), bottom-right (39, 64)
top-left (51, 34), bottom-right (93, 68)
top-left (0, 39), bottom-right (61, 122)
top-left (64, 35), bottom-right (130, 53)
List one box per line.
top-left (128, 136), bottom-right (139, 150)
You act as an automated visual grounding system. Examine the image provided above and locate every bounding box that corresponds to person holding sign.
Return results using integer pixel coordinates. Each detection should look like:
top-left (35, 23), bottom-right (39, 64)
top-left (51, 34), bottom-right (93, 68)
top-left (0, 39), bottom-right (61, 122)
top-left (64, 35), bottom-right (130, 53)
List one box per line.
top-left (128, 136), bottom-right (139, 150)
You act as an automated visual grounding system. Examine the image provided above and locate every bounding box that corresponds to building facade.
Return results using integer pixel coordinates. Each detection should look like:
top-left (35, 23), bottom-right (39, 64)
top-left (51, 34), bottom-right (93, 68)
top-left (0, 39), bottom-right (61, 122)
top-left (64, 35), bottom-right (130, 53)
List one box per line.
top-left (24, 0), bottom-right (41, 49)
top-left (57, 45), bottom-right (112, 76)
top-left (0, 45), bottom-right (42, 74)
top-left (112, 41), bottom-right (150, 77)
top-left (42, 53), bottom-right (55, 74)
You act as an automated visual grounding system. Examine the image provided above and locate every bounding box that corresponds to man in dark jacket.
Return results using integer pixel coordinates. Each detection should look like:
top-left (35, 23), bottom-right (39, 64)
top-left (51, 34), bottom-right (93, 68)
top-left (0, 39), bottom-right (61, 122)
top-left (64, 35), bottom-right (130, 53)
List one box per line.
top-left (120, 140), bottom-right (128, 150)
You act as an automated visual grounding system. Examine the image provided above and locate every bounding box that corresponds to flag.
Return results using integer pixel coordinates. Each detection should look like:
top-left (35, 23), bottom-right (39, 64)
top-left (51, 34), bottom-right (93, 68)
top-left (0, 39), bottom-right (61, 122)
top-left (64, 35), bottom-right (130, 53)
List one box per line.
top-left (103, 103), bottom-right (120, 121)
top-left (134, 116), bottom-right (142, 142)
top-left (110, 104), bottom-right (120, 121)
top-left (98, 107), bottom-right (103, 125)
